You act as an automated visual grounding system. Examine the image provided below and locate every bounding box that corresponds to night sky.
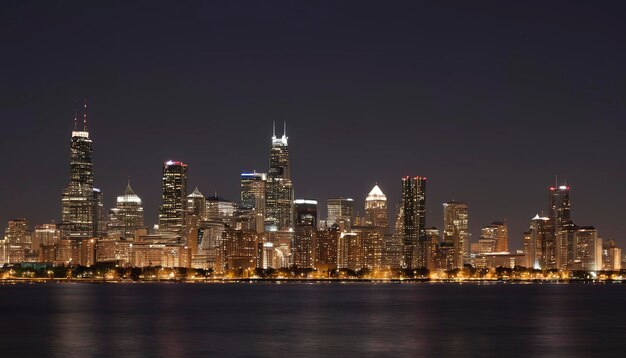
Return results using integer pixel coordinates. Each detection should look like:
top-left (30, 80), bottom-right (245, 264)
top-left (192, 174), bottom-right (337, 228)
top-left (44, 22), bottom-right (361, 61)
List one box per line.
top-left (1, 1), bottom-right (625, 249)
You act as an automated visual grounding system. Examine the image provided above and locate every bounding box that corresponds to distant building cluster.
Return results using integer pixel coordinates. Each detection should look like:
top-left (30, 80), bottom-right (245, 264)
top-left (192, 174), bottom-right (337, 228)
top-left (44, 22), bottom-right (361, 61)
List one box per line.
top-left (0, 107), bottom-right (623, 278)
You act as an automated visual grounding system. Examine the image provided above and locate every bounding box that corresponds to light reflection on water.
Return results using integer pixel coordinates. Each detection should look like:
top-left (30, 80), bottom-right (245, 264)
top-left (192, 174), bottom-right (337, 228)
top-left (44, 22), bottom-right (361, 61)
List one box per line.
top-left (0, 283), bottom-right (624, 357)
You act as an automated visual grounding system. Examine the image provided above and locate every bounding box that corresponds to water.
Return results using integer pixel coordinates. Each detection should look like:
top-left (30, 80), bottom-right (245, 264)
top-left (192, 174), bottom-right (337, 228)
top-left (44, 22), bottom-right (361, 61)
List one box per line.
top-left (0, 282), bottom-right (624, 357)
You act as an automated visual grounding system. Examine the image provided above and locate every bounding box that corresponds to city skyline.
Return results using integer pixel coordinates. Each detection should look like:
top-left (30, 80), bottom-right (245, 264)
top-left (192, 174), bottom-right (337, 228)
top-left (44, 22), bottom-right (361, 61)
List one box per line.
top-left (1, 116), bottom-right (618, 257)
top-left (1, 2), bottom-right (625, 251)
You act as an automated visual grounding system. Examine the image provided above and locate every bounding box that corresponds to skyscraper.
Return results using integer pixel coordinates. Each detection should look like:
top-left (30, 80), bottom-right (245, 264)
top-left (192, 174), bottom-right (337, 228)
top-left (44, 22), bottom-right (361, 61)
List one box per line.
top-left (549, 185), bottom-right (571, 227)
top-left (187, 187), bottom-right (206, 218)
top-left (108, 180), bottom-right (144, 239)
top-left (365, 184), bottom-right (388, 230)
top-left (292, 199), bottom-right (318, 268)
top-left (265, 122), bottom-right (294, 231)
top-left (158, 160), bottom-right (188, 236)
top-left (61, 101), bottom-right (97, 240)
top-left (401, 176), bottom-right (426, 269)
top-left (443, 201), bottom-right (469, 269)
top-left (326, 198), bottom-right (355, 230)
top-left (240, 172), bottom-right (267, 233)
top-left (525, 214), bottom-right (555, 270)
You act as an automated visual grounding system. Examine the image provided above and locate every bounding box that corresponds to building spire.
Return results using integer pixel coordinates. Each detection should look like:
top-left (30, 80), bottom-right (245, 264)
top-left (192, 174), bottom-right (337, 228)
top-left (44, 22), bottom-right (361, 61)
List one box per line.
top-left (82, 98), bottom-right (88, 131)
top-left (272, 121), bottom-right (276, 137)
top-left (283, 121), bottom-right (287, 137)
top-left (73, 108), bottom-right (78, 131)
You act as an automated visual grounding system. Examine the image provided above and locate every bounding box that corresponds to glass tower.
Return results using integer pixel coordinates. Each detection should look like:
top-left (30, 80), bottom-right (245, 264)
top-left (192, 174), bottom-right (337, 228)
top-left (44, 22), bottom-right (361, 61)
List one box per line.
top-left (158, 160), bottom-right (188, 236)
top-left (265, 122), bottom-right (294, 231)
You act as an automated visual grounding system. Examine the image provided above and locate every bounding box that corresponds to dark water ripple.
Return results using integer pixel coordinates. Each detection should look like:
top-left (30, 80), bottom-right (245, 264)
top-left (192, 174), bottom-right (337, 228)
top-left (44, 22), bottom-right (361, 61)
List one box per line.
top-left (0, 282), bottom-right (625, 357)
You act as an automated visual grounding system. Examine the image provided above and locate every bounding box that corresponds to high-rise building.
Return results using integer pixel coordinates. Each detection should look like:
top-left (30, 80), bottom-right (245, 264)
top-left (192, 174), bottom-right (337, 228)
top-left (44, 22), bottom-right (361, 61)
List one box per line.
top-left (32, 223), bottom-right (60, 249)
top-left (327, 198), bottom-right (355, 230)
top-left (187, 187), bottom-right (206, 218)
top-left (365, 184), bottom-right (388, 229)
top-left (158, 160), bottom-right (188, 236)
top-left (525, 214), bottom-right (555, 270)
top-left (574, 226), bottom-right (602, 271)
top-left (240, 172), bottom-right (267, 233)
top-left (4, 219), bottom-right (31, 264)
top-left (265, 122), bottom-right (294, 231)
top-left (61, 102), bottom-right (97, 240)
top-left (549, 185), bottom-right (571, 227)
top-left (479, 221), bottom-right (508, 253)
top-left (206, 194), bottom-right (236, 225)
top-left (401, 176), bottom-right (427, 269)
top-left (108, 180), bottom-right (144, 239)
top-left (315, 226), bottom-right (340, 273)
top-left (443, 201), bottom-right (468, 269)
top-left (549, 185), bottom-right (572, 267)
top-left (292, 199), bottom-right (318, 268)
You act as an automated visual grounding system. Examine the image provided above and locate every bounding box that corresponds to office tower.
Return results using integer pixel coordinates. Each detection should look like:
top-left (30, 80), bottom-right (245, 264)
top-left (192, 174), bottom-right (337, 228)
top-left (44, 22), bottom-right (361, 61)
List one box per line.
top-left (350, 225), bottom-right (385, 271)
top-left (443, 201), bottom-right (468, 269)
top-left (479, 221), bottom-right (508, 253)
top-left (92, 188), bottom-right (107, 237)
top-left (187, 187), bottom-right (206, 218)
top-left (108, 180), bottom-right (144, 239)
top-left (61, 102), bottom-right (96, 240)
top-left (327, 198), bottom-right (355, 230)
top-left (158, 160), bottom-right (188, 236)
top-left (221, 228), bottom-right (259, 272)
top-left (549, 185), bottom-right (571, 227)
top-left (557, 220), bottom-right (578, 269)
top-left (292, 199), bottom-right (318, 268)
top-left (4, 219), bottom-right (31, 264)
top-left (401, 176), bottom-right (427, 269)
top-left (315, 226), bottom-right (340, 273)
top-left (574, 226), bottom-right (602, 271)
top-left (206, 194), bottom-right (236, 224)
top-left (526, 214), bottom-right (555, 270)
top-left (425, 227), bottom-right (440, 270)
top-left (265, 122), bottom-right (294, 231)
top-left (240, 172), bottom-right (267, 233)
top-left (32, 223), bottom-right (60, 249)
top-left (522, 230), bottom-right (532, 268)
top-left (365, 184), bottom-right (388, 229)
top-left (549, 184), bottom-right (575, 269)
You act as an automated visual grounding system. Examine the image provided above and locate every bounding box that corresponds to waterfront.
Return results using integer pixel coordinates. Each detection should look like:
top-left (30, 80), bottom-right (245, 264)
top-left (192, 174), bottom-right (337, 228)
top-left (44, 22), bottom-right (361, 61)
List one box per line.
top-left (0, 283), bottom-right (624, 357)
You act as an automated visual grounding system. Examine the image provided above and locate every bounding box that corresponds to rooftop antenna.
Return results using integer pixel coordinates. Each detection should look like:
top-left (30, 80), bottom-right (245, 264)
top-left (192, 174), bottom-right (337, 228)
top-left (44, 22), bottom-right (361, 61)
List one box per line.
top-left (82, 98), bottom-right (88, 131)
top-left (73, 108), bottom-right (78, 131)
top-left (272, 121), bottom-right (276, 137)
top-left (283, 121), bottom-right (287, 136)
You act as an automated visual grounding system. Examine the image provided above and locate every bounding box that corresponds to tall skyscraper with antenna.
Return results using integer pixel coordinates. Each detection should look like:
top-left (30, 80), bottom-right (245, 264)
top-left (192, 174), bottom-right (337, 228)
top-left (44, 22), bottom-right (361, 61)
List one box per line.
top-left (60, 100), bottom-right (97, 240)
top-left (265, 122), bottom-right (294, 231)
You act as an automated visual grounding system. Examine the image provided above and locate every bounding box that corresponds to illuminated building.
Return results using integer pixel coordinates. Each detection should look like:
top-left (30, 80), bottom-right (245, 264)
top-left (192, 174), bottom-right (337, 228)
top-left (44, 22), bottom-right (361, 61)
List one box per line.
top-left (425, 227), bottom-right (440, 270)
top-left (315, 226), bottom-right (340, 272)
top-left (549, 185), bottom-right (571, 227)
top-left (32, 223), bottom-right (59, 249)
top-left (221, 229), bottom-right (259, 272)
top-left (443, 201), bottom-right (468, 269)
top-left (108, 180), bottom-right (144, 240)
top-left (478, 221), bottom-right (507, 254)
top-left (365, 184), bottom-right (388, 229)
top-left (240, 172), bottom-right (267, 233)
top-left (400, 176), bottom-right (427, 269)
top-left (265, 122), bottom-right (294, 231)
top-left (95, 239), bottom-right (132, 265)
top-left (574, 226), bottom-right (602, 271)
top-left (61, 102), bottom-right (97, 240)
top-left (524, 214), bottom-right (555, 270)
top-left (327, 198), bottom-right (355, 230)
top-left (351, 226), bottom-right (384, 271)
top-left (187, 187), bottom-right (206, 218)
top-left (3, 218), bottom-right (31, 264)
top-left (292, 199), bottom-right (317, 268)
top-left (206, 194), bottom-right (236, 226)
top-left (158, 160), bottom-right (188, 236)
top-left (557, 220), bottom-right (578, 269)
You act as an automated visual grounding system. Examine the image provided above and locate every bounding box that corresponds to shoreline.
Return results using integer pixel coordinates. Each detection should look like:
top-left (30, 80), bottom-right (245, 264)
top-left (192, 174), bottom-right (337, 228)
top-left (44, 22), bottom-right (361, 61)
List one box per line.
top-left (0, 277), bottom-right (623, 284)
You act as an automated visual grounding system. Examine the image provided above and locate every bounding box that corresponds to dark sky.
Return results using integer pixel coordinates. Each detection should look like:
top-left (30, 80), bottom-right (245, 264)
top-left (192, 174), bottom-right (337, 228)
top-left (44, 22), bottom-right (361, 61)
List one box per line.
top-left (1, 1), bottom-right (625, 250)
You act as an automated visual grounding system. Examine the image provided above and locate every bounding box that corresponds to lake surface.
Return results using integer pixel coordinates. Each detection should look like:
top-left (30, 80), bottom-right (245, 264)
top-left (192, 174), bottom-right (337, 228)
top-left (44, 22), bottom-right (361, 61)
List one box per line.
top-left (0, 282), bottom-right (624, 357)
